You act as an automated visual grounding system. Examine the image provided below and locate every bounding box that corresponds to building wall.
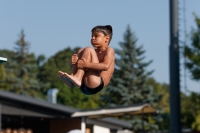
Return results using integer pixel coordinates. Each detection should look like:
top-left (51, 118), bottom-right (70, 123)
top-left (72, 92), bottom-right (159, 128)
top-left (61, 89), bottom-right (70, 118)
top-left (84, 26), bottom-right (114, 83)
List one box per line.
top-left (50, 118), bottom-right (81, 133)
top-left (86, 118), bottom-right (123, 130)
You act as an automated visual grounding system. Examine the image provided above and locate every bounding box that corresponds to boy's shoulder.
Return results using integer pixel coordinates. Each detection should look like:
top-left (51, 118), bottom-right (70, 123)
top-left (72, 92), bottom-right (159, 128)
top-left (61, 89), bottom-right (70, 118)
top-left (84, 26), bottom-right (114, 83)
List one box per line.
top-left (107, 47), bottom-right (115, 52)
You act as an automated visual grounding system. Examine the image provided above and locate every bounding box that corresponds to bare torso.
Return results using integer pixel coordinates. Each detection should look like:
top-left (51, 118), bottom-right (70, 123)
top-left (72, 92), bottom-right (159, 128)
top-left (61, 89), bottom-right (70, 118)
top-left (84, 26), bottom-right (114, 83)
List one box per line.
top-left (95, 47), bottom-right (115, 87)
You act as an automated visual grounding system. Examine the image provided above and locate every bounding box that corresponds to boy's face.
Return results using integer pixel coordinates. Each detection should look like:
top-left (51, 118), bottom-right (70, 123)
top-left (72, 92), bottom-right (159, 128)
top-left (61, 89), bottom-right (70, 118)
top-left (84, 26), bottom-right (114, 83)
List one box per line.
top-left (91, 31), bottom-right (109, 48)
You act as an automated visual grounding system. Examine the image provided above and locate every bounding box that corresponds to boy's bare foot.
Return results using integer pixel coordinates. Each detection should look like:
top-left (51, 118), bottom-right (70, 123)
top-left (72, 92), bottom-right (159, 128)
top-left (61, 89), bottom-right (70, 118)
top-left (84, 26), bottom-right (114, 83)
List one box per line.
top-left (63, 72), bottom-right (82, 87)
top-left (58, 71), bottom-right (74, 88)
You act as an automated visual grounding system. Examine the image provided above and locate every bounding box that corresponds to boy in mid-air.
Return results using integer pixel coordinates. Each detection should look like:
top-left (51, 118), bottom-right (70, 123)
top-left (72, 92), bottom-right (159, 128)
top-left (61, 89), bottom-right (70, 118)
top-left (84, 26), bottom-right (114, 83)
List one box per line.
top-left (58, 25), bottom-right (115, 95)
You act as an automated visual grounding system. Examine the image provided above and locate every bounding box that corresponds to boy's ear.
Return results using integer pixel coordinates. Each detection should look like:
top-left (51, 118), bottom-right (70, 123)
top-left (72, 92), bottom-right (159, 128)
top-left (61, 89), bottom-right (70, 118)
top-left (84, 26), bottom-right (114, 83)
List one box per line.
top-left (105, 36), bottom-right (110, 43)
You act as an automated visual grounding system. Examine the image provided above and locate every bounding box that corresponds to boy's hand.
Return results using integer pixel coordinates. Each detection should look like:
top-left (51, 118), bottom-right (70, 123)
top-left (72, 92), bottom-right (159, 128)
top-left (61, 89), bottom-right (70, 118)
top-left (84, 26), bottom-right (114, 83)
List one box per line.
top-left (71, 54), bottom-right (78, 65)
top-left (77, 59), bottom-right (86, 69)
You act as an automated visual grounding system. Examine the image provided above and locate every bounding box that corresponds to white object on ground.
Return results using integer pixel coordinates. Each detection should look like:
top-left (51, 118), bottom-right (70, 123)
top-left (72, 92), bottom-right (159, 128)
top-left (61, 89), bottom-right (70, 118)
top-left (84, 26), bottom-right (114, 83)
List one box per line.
top-left (117, 129), bottom-right (134, 133)
top-left (67, 129), bottom-right (85, 133)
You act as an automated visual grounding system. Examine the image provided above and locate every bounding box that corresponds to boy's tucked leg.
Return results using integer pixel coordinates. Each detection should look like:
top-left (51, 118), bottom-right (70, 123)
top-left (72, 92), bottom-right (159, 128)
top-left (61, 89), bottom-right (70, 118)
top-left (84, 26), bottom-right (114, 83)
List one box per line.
top-left (58, 71), bottom-right (74, 88)
top-left (62, 47), bottom-right (99, 87)
top-left (63, 73), bottom-right (82, 87)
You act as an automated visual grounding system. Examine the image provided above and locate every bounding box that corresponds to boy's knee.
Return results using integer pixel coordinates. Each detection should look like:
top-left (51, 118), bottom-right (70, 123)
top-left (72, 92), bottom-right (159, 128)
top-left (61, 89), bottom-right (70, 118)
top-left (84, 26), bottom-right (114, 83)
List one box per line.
top-left (77, 48), bottom-right (84, 54)
top-left (84, 46), bottom-right (95, 52)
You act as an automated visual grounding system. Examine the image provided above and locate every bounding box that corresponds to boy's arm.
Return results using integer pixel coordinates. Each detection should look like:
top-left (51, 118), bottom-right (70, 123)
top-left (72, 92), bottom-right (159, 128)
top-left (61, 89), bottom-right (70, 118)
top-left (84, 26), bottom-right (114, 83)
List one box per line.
top-left (79, 47), bottom-right (115, 71)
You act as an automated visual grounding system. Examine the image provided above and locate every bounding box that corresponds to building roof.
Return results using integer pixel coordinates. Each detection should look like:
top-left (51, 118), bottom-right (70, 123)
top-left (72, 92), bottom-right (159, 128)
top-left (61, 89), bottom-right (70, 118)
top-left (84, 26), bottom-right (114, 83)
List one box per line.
top-left (72, 103), bottom-right (157, 118)
top-left (0, 91), bottom-right (78, 117)
top-left (0, 90), bottom-right (131, 128)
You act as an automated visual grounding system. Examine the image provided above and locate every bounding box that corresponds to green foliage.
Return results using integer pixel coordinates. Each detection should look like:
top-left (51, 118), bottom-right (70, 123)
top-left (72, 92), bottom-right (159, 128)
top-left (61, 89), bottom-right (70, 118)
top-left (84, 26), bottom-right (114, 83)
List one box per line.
top-left (181, 92), bottom-right (200, 130)
top-left (183, 13), bottom-right (200, 81)
top-left (0, 64), bottom-right (7, 89)
top-left (99, 25), bottom-right (161, 132)
top-left (192, 111), bottom-right (200, 131)
top-left (146, 79), bottom-right (200, 131)
top-left (0, 30), bottom-right (46, 98)
top-left (145, 78), bottom-right (197, 131)
top-left (0, 50), bottom-right (16, 91)
top-left (0, 50), bottom-right (16, 90)
top-left (182, 13), bottom-right (200, 130)
top-left (38, 47), bottom-right (73, 88)
top-left (146, 78), bottom-right (170, 130)
top-left (146, 78), bottom-right (169, 112)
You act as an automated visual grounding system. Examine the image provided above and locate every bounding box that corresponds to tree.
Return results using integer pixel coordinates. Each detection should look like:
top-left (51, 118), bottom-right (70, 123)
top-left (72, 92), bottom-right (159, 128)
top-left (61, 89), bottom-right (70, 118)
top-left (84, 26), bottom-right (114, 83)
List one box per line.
top-left (0, 50), bottom-right (16, 90)
top-left (185, 92), bottom-right (200, 131)
top-left (144, 78), bottom-right (199, 131)
top-left (192, 111), bottom-right (200, 131)
top-left (183, 13), bottom-right (200, 81)
top-left (0, 61), bottom-right (7, 89)
top-left (2, 30), bottom-right (46, 98)
top-left (99, 25), bottom-right (161, 132)
top-left (146, 78), bottom-right (170, 131)
top-left (182, 13), bottom-right (200, 131)
top-left (146, 78), bottom-right (170, 113)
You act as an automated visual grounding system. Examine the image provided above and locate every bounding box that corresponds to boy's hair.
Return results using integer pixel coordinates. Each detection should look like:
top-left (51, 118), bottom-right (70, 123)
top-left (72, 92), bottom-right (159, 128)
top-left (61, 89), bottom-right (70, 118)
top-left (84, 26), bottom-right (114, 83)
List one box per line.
top-left (91, 25), bottom-right (113, 44)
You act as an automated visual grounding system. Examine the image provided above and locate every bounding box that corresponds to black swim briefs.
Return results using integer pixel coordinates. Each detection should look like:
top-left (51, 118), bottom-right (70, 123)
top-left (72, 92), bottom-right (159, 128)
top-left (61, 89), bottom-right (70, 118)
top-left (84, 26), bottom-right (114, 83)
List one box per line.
top-left (80, 77), bottom-right (104, 95)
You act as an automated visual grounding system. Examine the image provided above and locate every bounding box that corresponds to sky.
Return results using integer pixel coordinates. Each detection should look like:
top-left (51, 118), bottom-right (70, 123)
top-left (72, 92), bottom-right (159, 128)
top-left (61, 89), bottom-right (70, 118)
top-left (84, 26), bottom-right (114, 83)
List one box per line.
top-left (0, 0), bottom-right (200, 93)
